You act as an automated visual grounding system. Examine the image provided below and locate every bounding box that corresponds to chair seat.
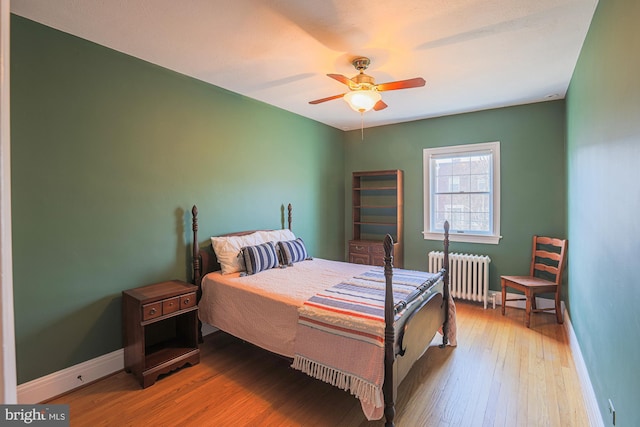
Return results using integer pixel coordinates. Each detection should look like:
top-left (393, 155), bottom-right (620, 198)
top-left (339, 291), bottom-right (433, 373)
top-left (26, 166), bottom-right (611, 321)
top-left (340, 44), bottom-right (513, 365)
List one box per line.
top-left (501, 235), bottom-right (567, 328)
top-left (501, 275), bottom-right (557, 292)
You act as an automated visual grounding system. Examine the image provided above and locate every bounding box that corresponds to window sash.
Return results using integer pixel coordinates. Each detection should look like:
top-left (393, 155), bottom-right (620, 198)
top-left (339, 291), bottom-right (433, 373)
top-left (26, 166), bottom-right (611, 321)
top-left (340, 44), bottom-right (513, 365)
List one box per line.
top-left (430, 151), bottom-right (494, 235)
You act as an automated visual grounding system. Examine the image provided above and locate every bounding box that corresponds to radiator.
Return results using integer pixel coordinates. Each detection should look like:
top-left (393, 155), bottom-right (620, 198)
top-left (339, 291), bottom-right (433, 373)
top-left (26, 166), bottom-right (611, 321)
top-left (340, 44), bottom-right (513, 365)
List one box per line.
top-left (428, 251), bottom-right (492, 309)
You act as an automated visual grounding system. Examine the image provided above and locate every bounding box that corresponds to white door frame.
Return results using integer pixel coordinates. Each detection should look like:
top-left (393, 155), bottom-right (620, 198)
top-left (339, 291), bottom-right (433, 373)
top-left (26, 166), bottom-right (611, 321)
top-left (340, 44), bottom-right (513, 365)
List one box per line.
top-left (0, 0), bottom-right (18, 403)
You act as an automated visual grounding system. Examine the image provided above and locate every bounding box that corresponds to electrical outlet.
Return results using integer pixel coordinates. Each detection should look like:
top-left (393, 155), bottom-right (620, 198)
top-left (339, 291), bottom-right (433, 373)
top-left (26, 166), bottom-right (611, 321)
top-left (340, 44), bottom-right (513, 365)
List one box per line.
top-left (608, 399), bottom-right (616, 426)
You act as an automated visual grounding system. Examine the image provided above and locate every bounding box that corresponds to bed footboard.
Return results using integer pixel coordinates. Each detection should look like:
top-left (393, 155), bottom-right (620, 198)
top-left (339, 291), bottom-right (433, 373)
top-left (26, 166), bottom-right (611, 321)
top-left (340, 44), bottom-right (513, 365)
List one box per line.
top-left (382, 221), bottom-right (450, 427)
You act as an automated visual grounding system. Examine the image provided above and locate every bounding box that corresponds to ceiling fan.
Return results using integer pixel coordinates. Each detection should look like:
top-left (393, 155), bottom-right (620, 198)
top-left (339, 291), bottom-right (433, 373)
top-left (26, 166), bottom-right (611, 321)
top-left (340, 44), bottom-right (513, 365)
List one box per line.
top-left (309, 57), bottom-right (426, 113)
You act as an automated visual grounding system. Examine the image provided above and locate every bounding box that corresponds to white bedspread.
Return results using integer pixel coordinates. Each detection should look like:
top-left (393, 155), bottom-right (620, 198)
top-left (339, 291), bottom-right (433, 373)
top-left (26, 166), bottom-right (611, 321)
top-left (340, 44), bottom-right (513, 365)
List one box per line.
top-left (198, 258), bottom-right (372, 357)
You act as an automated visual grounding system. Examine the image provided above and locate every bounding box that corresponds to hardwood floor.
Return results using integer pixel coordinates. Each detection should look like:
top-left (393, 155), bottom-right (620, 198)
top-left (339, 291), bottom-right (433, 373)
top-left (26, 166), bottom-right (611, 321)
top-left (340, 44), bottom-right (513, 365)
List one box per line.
top-left (48, 302), bottom-right (590, 426)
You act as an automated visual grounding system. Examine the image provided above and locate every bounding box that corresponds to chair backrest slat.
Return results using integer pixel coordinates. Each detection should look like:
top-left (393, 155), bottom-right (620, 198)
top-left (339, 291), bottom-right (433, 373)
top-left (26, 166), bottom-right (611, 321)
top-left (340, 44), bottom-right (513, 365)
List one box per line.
top-left (536, 236), bottom-right (565, 246)
top-left (534, 263), bottom-right (559, 275)
top-left (535, 250), bottom-right (563, 262)
top-left (529, 235), bottom-right (568, 286)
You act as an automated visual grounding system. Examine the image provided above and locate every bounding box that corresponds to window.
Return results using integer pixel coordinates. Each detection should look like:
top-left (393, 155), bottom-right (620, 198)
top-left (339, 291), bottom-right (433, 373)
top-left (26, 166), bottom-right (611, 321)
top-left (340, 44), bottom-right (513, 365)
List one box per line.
top-left (423, 141), bottom-right (501, 244)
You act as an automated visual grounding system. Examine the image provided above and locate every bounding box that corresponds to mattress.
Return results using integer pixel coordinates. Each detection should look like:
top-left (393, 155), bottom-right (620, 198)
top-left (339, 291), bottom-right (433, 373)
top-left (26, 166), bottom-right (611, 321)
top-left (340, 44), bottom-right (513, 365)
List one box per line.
top-left (198, 258), bottom-right (372, 357)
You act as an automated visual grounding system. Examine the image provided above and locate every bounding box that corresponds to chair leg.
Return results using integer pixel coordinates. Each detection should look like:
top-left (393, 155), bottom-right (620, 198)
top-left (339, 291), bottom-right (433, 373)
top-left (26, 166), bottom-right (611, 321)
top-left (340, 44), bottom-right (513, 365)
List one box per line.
top-left (501, 279), bottom-right (506, 316)
top-left (555, 292), bottom-right (563, 324)
top-left (524, 291), bottom-right (532, 328)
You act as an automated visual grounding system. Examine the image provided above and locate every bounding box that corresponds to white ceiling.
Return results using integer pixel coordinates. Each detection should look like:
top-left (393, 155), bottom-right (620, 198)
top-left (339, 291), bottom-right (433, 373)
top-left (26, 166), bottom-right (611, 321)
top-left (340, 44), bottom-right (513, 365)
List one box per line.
top-left (11, 0), bottom-right (598, 131)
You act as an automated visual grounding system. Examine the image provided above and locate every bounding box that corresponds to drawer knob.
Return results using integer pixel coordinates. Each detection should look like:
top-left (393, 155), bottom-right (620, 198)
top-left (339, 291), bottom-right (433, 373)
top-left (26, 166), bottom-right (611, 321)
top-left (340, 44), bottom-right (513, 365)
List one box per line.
top-left (184, 298), bottom-right (190, 304)
top-left (149, 308), bottom-right (157, 315)
top-left (356, 246), bottom-right (364, 250)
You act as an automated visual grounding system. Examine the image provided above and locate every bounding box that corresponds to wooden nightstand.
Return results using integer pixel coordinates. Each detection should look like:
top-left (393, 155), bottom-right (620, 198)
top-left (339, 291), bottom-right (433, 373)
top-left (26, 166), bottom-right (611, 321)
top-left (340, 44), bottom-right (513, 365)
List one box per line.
top-left (123, 280), bottom-right (200, 388)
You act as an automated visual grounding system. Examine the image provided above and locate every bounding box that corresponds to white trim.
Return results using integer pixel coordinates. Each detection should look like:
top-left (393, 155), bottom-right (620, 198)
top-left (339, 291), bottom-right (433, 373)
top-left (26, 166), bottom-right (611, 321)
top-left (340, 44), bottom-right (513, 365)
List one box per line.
top-left (564, 310), bottom-right (604, 427)
top-left (16, 323), bottom-right (216, 403)
top-left (0, 0), bottom-right (17, 404)
top-left (17, 349), bottom-right (124, 404)
top-left (17, 322), bottom-right (217, 403)
top-left (423, 231), bottom-right (501, 245)
top-left (423, 141), bottom-right (501, 245)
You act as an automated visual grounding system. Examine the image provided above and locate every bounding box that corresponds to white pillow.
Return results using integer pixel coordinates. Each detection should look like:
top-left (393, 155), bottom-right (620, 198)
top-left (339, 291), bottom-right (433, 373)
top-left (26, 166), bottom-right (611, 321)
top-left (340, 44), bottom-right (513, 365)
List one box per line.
top-left (211, 232), bottom-right (265, 274)
top-left (258, 229), bottom-right (296, 243)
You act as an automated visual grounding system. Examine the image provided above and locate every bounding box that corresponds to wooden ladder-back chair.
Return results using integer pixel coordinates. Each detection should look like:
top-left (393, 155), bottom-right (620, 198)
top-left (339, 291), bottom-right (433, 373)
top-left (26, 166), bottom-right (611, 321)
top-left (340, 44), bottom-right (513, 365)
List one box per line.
top-left (501, 236), bottom-right (568, 328)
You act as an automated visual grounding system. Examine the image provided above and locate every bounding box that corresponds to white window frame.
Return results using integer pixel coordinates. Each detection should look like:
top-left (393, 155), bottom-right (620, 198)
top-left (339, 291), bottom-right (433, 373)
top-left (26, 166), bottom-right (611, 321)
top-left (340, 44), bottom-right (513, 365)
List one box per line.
top-left (423, 141), bottom-right (501, 244)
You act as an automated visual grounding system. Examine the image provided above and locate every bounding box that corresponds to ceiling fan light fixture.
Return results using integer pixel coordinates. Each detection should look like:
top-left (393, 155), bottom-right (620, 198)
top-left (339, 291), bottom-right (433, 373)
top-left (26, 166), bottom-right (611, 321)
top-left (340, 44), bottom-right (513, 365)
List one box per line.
top-left (344, 90), bottom-right (381, 113)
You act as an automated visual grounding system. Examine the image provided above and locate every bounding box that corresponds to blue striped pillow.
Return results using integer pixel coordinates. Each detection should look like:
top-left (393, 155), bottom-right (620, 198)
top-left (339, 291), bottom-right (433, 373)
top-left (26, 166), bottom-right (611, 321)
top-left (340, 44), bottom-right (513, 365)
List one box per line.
top-left (242, 241), bottom-right (279, 275)
top-left (278, 238), bottom-right (308, 265)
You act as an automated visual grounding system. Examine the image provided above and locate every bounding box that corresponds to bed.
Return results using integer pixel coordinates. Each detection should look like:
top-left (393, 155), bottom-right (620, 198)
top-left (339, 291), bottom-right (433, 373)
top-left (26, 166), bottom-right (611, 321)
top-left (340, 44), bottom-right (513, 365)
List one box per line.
top-left (191, 204), bottom-right (454, 427)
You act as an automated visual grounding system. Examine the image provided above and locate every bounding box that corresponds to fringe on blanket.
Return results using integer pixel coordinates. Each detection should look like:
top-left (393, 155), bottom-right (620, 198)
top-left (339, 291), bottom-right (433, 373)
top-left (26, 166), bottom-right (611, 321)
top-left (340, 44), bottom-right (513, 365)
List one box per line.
top-left (291, 355), bottom-right (383, 408)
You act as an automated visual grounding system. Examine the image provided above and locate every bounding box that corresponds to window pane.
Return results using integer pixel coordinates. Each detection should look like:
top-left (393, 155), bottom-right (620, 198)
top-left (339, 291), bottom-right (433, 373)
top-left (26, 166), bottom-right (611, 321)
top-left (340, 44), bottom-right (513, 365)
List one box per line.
top-left (470, 155), bottom-right (490, 174)
top-left (450, 212), bottom-right (470, 231)
top-left (470, 193), bottom-right (489, 213)
top-left (436, 159), bottom-right (453, 175)
top-left (470, 174), bottom-right (489, 192)
top-left (451, 157), bottom-right (470, 175)
top-left (436, 175), bottom-right (451, 193)
top-left (470, 212), bottom-right (490, 232)
top-left (434, 211), bottom-right (448, 230)
top-left (451, 193), bottom-right (471, 212)
top-left (457, 174), bottom-right (471, 192)
top-left (435, 194), bottom-right (451, 212)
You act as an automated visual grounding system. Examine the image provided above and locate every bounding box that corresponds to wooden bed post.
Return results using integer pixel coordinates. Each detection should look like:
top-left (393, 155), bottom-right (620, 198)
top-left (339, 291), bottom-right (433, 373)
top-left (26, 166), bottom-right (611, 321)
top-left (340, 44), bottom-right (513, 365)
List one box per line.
top-left (287, 203), bottom-right (292, 230)
top-left (191, 205), bottom-right (201, 287)
top-left (383, 234), bottom-right (395, 427)
top-left (441, 220), bottom-right (451, 347)
top-left (191, 205), bottom-right (204, 343)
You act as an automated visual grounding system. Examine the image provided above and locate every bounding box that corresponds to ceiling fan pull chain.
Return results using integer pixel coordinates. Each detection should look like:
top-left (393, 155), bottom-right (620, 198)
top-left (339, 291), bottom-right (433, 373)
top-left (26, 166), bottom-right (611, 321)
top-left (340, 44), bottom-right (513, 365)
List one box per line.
top-left (361, 113), bottom-right (364, 141)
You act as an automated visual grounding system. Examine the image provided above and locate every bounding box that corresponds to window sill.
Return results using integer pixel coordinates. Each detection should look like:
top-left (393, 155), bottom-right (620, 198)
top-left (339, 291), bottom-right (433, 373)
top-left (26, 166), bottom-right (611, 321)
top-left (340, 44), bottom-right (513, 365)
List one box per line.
top-left (422, 231), bottom-right (502, 245)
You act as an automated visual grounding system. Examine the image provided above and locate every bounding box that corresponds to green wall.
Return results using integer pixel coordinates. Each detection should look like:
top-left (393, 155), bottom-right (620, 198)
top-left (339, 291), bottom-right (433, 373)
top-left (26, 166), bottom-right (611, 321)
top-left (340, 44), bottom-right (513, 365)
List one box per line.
top-left (10, 15), bottom-right (345, 384)
top-left (344, 102), bottom-right (567, 294)
top-left (566, 0), bottom-right (640, 425)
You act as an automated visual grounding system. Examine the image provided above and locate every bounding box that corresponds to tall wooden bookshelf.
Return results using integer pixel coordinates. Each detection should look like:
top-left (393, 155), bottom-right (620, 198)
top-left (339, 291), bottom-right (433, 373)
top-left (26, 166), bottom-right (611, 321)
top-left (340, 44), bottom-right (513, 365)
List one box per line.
top-left (349, 170), bottom-right (404, 268)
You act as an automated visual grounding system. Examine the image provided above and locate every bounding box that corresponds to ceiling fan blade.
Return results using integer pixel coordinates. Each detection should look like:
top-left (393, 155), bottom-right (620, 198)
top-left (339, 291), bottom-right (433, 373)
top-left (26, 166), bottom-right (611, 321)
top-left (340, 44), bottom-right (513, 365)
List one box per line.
top-left (327, 74), bottom-right (354, 86)
top-left (308, 93), bottom-right (345, 104)
top-left (373, 100), bottom-right (388, 111)
top-left (376, 77), bottom-right (426, 92)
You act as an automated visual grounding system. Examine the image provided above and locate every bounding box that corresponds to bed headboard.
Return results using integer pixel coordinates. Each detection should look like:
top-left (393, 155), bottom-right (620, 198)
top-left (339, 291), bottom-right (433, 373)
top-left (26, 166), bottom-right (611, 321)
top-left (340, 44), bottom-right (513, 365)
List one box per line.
top-left (191, 204), bottom-right (293, 287)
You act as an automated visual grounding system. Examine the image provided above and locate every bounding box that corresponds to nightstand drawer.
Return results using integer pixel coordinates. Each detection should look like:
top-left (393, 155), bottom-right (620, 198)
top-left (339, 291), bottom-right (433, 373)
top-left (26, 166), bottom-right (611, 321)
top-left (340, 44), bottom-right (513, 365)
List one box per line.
top-left (142, 302), bottom-right (162, 321)
top-left (349, 243), bottom-right (370, 254)
top-left (162, 297), bottom-right (179, 315)
top-left (371, 255), bottom-right (385, 266)
top-left (180, 293), bottom-right (196, 309)
top-left (370, 244), bottom-right (385, 255)
top-left (349, 253), bottom-right (370, 265)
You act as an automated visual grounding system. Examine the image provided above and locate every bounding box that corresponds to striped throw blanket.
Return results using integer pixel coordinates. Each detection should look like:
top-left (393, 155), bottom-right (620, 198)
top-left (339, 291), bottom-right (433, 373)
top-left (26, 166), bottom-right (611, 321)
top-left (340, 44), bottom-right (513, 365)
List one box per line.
top-left (291, 267), bottom-right (441, 420)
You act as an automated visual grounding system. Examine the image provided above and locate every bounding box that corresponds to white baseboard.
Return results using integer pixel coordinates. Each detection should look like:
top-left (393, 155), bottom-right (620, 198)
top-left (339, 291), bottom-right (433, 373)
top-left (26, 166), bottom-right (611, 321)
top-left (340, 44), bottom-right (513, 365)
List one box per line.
top-left (564, 311), bottom-right (604, 427)
top-left (17, 349), bottom-right (124, 404)
top-left (18, 323), bottom-right (218, 404)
